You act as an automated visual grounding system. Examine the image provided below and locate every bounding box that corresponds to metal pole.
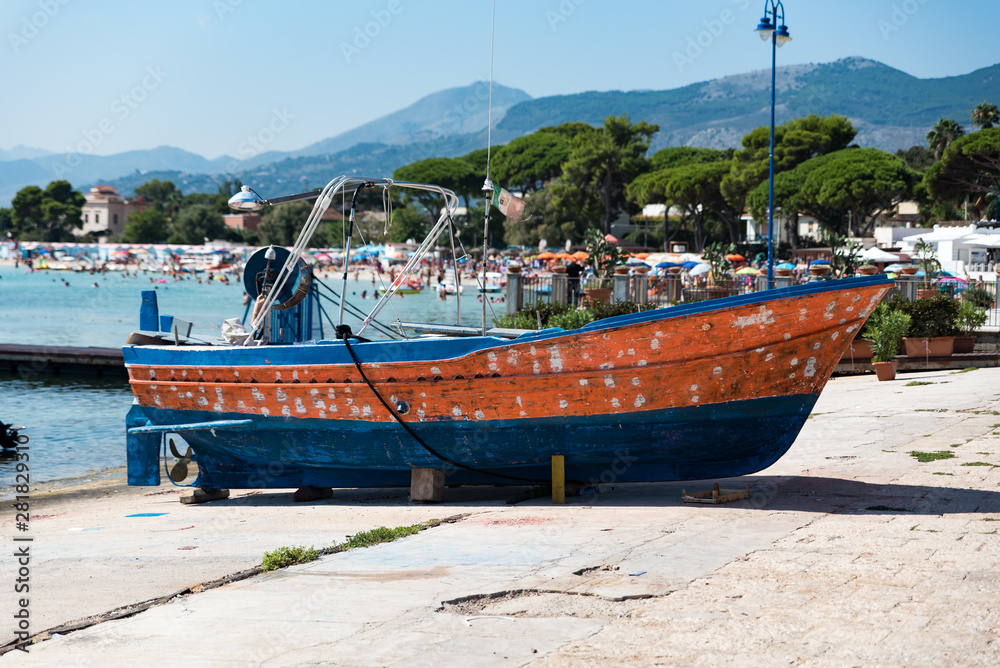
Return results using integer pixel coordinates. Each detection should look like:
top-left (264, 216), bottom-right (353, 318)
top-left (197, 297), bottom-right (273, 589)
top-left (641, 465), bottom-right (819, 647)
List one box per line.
top-left (339, 183), bottom-right (371, 330)
top-left (766, 22), bottom-right (777, 290)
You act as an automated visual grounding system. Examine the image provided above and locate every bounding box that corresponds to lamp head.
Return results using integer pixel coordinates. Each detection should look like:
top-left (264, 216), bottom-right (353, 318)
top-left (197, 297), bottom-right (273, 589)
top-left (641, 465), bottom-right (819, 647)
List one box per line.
top-left (755, 16), bottom-right (774, 40)
top-left (775, 24), bottom-right (791, 46)
top-left (264, 246), bottom-right (277, 261)
top-left (228, 185), bottom-right (265, 212)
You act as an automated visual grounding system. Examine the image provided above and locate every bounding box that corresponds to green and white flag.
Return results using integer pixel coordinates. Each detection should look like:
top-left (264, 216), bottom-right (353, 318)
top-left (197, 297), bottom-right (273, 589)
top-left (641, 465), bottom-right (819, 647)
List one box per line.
top-left (486, 180), bottom-right (527, 221)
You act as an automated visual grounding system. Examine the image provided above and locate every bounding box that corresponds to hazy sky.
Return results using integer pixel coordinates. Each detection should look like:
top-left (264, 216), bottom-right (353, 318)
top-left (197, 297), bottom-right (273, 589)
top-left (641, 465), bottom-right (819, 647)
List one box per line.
top-left (3, 0), bottom-right (998, 159)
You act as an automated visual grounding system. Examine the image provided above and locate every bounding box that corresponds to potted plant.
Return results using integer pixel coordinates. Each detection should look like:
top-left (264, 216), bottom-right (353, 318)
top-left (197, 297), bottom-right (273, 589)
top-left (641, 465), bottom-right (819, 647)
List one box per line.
top-left (954, 300), bottom-right (987, 353)
top-left (897, 294), bottom-right (960, 357)
top-left (858, 262), bottom-right (878, 276)
top-left (583, 229), bottom-right (620, 304)
top-left (824, 232), bottom-right (861, 277)
top-left (701, 242), bottom-right (737, 298)
top-left (912, 238), bottom-right (941, 299)
top-left (863, 304), bottom-right (910, 381)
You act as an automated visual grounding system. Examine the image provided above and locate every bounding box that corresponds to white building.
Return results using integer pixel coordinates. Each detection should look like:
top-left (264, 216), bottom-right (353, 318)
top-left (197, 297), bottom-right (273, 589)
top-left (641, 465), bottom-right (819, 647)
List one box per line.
top-left (80, 185), bottom-right (142, 239)
top-left (899, 222), bottom-right (1000, 277)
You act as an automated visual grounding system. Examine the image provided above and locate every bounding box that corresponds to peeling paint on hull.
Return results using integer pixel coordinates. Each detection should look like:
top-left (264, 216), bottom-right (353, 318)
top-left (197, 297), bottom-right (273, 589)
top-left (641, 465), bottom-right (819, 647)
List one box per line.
top-left (124, 276), bottom-right (891, 488)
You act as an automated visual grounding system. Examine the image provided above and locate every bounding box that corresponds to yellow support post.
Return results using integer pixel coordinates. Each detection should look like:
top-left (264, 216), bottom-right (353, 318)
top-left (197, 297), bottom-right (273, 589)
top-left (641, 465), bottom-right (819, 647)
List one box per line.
top-left (551, 455), bottom-right (565, 505)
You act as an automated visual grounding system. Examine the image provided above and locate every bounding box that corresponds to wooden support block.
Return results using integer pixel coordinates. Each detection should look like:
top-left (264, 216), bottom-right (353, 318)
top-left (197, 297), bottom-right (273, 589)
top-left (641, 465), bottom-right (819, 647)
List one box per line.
top-left (552, 455), bottom-right (565, 505)
top-left (410, 468), bottom-right (445, 503)
top-left (180, 488), bottom-right (230, 505)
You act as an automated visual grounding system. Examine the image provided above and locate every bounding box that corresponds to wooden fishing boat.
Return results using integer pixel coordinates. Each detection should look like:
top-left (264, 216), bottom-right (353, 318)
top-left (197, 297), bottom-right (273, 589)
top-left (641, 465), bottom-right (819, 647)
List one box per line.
top-left (124, 176), bottom-right (892, 491)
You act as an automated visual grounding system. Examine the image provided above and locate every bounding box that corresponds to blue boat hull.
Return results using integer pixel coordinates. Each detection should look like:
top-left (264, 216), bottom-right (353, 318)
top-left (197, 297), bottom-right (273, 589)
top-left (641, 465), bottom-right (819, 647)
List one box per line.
top-left (127, 393), bottom-right (817, 488)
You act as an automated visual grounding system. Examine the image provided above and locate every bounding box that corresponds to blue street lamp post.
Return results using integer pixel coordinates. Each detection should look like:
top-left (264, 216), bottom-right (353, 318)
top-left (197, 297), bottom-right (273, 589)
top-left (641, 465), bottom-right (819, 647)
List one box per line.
top-left (755, 1), bottom-right (791, 289)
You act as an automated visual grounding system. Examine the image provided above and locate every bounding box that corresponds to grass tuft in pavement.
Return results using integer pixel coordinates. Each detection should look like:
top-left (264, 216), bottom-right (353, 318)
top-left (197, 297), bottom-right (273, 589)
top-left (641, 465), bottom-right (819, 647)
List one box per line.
top-left (262, 545), bottom-right (320, 571)
top-left (343, 524), bottom-right (423, 549)
top-left (961, 461), bottom-right (998, 467)
top-left (909, 450), bottom-right (956, 463)
top-left (260, 521), bottom-right (440, 572)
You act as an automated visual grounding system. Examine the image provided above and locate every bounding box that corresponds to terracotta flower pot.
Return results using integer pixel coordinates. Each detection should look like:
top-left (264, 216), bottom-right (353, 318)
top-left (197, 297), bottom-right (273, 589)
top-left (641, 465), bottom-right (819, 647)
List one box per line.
top-left (552, 266), bottom-right (567, 274)
top-left (916, 288), bottom-right (937, 300)
top-left (634, 266), bottom-right (650, 275)
top-left (507, 264), bottom-right (521, 274)
top-left (613, 266), bottom-right (630, 275)
top-left (775, 268), bottom-right (793, 277)
top-left (872, 361), bottom-right (896, 381)
top-left (841, 339), bottom-right (873, 361)
top-left (858, 266), bottom-right (878, 275)
top-left (809, 265), bottom-right (831, 276)
top-left (900, 266), bottom-right (919, 275)
top-left (953, 336), bottom-right (975, 354)
top-left (902, 336), bottom-right (954, 357)
top-left (667, 266), bottom-right (682, 274)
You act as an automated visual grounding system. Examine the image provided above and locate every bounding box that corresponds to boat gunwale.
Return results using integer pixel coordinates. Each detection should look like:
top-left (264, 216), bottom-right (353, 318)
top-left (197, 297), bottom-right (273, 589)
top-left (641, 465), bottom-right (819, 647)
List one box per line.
top-left (123, 276), bottom-right (892, 367)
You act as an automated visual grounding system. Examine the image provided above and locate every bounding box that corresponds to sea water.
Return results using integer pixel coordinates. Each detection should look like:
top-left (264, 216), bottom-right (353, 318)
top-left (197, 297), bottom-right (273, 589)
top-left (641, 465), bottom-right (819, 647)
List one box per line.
top-left (0, 264), bottom-right (499, 490)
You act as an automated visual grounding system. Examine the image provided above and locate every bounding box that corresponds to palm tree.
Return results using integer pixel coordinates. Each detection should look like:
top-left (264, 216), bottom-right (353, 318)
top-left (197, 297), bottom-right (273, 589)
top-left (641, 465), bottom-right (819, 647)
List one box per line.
top-left (971, 101), bottom-right (999, 130)
top-left (926, 118), bottom-right (965, 160)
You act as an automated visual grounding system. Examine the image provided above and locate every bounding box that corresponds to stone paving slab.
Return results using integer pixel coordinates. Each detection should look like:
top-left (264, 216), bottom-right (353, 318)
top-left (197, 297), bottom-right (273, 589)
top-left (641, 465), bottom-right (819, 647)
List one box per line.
top-left (4, 368), bottom-right (1000, 665)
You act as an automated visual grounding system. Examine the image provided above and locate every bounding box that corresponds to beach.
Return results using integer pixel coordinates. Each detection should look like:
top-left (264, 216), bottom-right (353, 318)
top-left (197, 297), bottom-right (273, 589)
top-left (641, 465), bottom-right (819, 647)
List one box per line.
top-left (3, 367), bottom-right (999, 664)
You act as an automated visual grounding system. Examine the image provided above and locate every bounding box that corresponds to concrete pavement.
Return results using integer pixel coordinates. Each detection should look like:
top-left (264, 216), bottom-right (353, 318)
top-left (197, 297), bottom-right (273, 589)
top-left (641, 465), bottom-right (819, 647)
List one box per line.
top-left (3, 367), bottom-right (1000, 665)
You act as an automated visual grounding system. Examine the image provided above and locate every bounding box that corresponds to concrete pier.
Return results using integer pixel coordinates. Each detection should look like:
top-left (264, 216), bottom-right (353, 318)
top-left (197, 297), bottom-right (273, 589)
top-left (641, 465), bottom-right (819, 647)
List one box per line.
top-left (4, 368), bottom-right (1000, 664)
top-left (0, 343), bottom-right (126, 378)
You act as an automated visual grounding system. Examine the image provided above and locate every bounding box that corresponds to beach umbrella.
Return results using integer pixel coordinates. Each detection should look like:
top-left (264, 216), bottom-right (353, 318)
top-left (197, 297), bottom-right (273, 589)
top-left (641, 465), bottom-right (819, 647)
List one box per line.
top-left (725, 253), bottom-right (745, 262)
top-left (809, 259), bottom-right (831, 266)
top-left (689, 263), bottom-right (711, 276)
top-left (860, 247), bottom-right (900, 262)
top-left (655, 261), bottom-right (677, 268)
top-left (680, 260), bottom-right (700, 269)
top-left (777, 262), bottom-right (796, 270)
top-left (554, 252), bottom-right (574, 259)
top-left (625, 257), bottom-right (647, 265)
top-left (939, 276), bottom-right (967, 283)
top-left (572, 250), bottom-right (589, 260)
top-left (537, 251), bottom-right (555, 260)
top-left (883, 263), bottom-right (906, 273)
top-left (735, 266), bottom-right (759, 275)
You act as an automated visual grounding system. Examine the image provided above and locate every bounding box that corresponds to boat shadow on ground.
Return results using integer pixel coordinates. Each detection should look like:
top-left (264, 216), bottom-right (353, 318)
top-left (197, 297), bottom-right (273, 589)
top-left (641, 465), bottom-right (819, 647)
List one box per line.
top-left (195, 475), bottom-right (1000, 516)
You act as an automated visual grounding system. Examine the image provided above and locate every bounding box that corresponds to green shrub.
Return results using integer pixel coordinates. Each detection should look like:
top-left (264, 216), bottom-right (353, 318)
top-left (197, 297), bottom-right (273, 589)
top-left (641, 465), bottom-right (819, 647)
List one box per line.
top-left (964, 286), bottom-right (994, 309)
top-left (955, 300), bottom-right (987, 336)
top-left (494, 302), bottom-right (572, 330)
top-left (863, 303), bottom-right (910, 362)
top-left (585, 300), bottom-right (658, 320)
top-left (895, 295), bottom-right (960, 338)
top-left (495, 300), bottom-right (655, 331)
top-left (549, 308), bottom-right (595, 330)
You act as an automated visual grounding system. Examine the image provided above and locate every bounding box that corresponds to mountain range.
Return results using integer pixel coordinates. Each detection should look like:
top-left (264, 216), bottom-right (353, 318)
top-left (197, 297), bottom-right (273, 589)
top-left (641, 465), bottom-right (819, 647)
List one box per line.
top-left (2, 57), bottom-right (997, 207)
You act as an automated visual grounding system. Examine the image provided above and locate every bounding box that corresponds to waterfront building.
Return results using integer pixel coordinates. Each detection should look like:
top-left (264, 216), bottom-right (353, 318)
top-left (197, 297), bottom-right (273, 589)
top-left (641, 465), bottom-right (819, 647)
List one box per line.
top-left (80, 185), bottom-right (143, 239)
